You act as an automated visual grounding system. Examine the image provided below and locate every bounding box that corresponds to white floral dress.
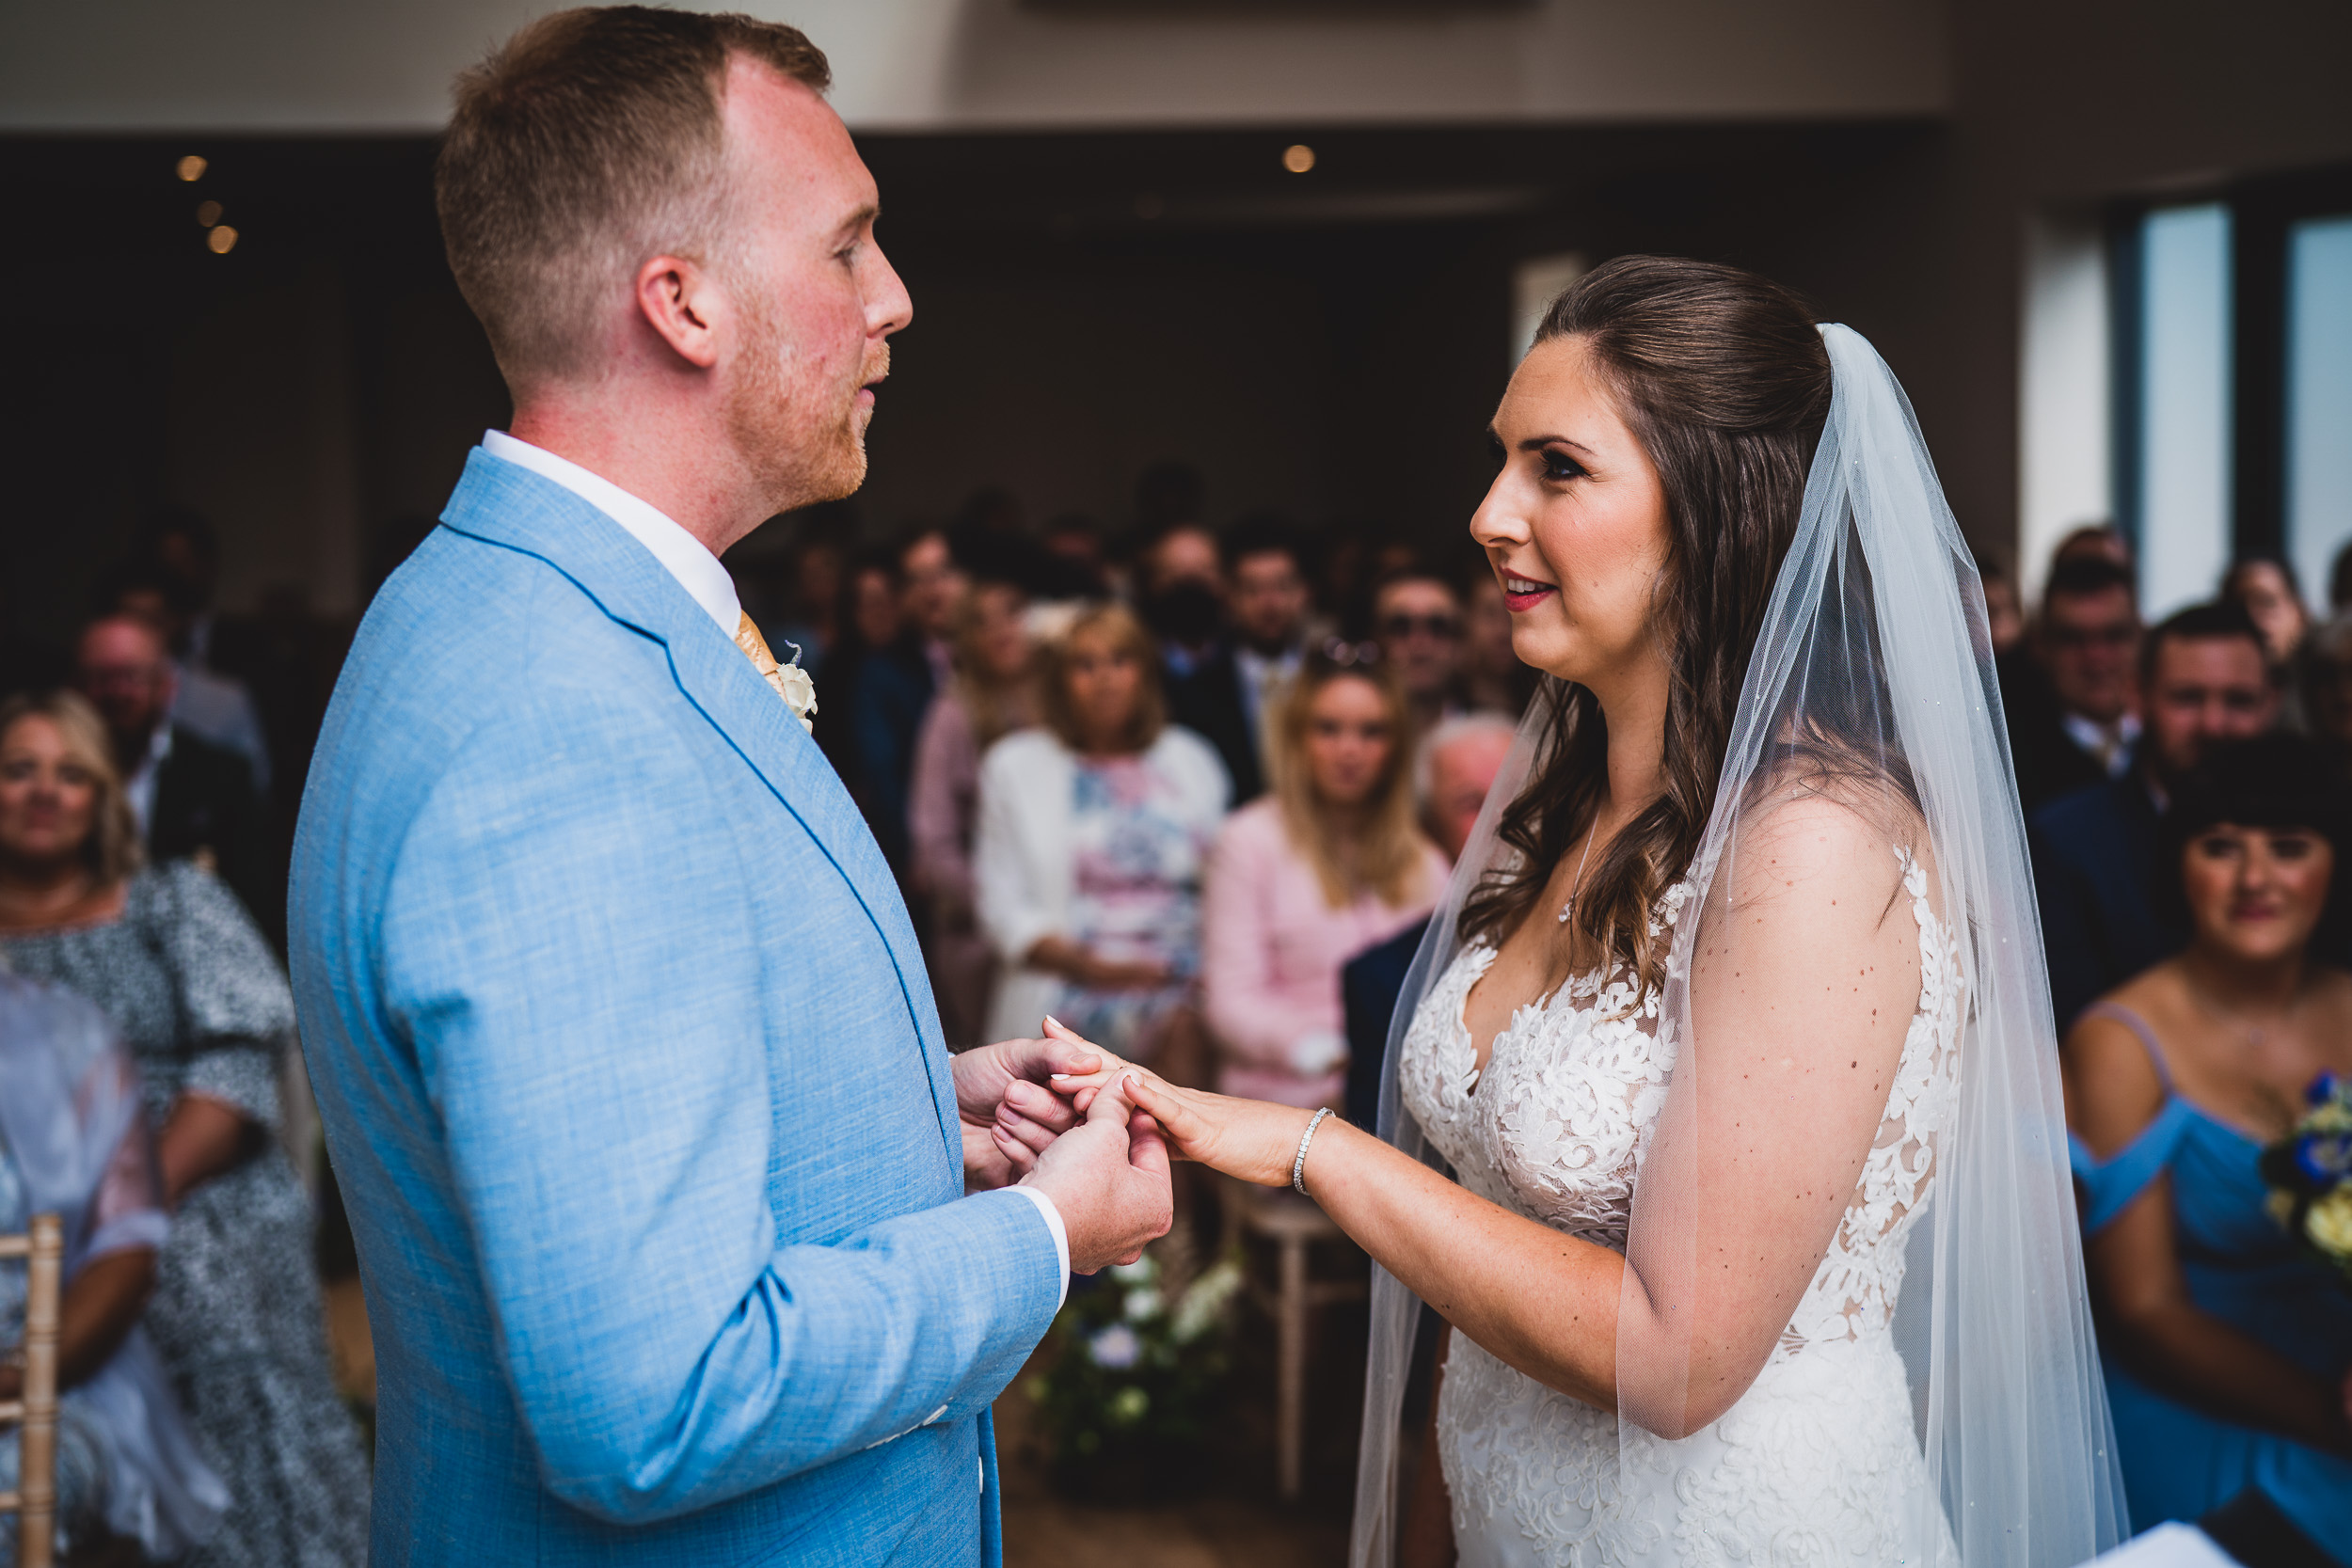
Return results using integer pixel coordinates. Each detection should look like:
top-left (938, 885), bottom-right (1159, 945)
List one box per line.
top-left (1399, 854), bottom-right (1964, 1567)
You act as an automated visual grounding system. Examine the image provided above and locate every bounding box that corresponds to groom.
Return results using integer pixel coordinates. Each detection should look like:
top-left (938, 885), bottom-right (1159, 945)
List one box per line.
top-left (289, 9), bottom-right (1170, 1564)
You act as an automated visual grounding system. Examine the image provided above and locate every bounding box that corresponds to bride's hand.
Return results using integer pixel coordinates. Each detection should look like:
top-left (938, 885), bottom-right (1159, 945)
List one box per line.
top-left (1035, 1019), bottom-right (1316, 1188)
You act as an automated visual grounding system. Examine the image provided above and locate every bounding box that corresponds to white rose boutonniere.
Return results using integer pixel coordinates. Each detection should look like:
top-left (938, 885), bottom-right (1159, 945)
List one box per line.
top-left (773, 643), bottom-right (818, 735)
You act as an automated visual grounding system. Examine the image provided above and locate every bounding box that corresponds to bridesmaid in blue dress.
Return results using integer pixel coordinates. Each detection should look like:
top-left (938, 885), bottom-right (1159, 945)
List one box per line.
top-left (2064, 734), bottom-right (2352, 1565)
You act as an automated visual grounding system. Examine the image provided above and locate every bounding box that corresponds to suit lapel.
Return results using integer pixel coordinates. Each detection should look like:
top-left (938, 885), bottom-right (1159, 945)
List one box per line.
top-left (439, 450), bottom-right (961, 1164)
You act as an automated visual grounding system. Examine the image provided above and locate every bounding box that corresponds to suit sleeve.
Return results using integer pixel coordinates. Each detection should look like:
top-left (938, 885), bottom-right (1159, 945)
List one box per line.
top-left (2028, 815), bottom-right (2105, 1036)
top-left (380, 681), bottom-right (1060, 1524)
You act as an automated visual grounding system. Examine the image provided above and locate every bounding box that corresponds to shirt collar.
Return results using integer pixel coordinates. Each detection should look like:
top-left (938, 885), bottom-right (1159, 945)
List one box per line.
top-left (481, 430), bottom-right (740, 636)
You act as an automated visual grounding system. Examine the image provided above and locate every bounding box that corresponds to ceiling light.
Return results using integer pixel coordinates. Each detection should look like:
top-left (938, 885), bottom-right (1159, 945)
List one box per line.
top-left (176, 155), bottom-right (207, 182)
top-left (196, 200), bottom-right (223, 226)
top-left (206, 225), bottom-right (238, 254)
top-left (1281, 144), bottom-right (1316, 174)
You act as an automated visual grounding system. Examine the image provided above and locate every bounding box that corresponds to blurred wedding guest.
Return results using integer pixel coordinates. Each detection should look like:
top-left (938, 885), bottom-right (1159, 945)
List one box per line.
top-left (975, 602), bottom-right (1229, 1075)
top-left (0, 692), bottom-right (370, 1565)
top-left (2010, 553), bottom-right (2143, 812)
top-left (900, 525), bottom-right (967, 690)
top-left (1374, 566), bottom-right (1466, 732)
top-left (2056, 521), bottom-right (2134, 571)
top-left (2301, 615), bottom-right (2352, 781)
top-left (2063, 734), bottom-right (2351, 1560)
top-left (132, 509), bottom-right (273, 793)
top-left (1137, 520), bottom-right (1227, 674)
top-left (1461, 575), bottom-right (1540, 716)
top-left (100, 557), bottom-right (272, 800)
top-left (1040, 512), bottom-right (1112, 599)
top-left (1163, 520), bottom-right (1313, 805)
top-left (2223, 556), bottom-right (2312, 671)
top-left (73, 614), bottom-right (268, 923)
top-left (909, 579), bottom-right (1038, 1049)
top-left (0, 969), bottom-right (228, 1568)
top-left (2034, 603), bottom-right (2279, 1032)
top-left (1201, 650), bottom-right (1445, 1112)
top-left (1976, 546), bottom-right (2026, 656)
top-left (814, 545), bottom-right (931, 877)
top-left (1342, 709), bottom-right (1520, 1130)
top-left (2330, 540), bottom-right (2352, 616)
top-left (756, 501), bottom-right (854, 664)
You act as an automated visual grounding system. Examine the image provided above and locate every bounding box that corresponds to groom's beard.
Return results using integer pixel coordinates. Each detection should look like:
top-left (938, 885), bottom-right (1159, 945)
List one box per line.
top-left (727, 295), bottom-right (884, 513)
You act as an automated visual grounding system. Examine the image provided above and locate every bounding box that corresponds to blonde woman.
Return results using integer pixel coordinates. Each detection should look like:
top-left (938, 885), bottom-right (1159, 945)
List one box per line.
top-left (0, 691), bottom-right (369, 1566)
top-left (1201, 647), bottom-right (1446, 1109)
top-left (974, 601), bottom-right (1229, 1068)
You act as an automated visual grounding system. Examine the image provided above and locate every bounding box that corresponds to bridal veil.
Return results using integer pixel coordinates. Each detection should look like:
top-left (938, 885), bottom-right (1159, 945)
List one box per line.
top-left (1351, 325), bottom-right (2128, 1565)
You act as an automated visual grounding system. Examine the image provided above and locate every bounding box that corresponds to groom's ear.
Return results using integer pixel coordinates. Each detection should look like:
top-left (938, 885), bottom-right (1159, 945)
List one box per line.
top-left (633, 253), bottom-right (723, 372)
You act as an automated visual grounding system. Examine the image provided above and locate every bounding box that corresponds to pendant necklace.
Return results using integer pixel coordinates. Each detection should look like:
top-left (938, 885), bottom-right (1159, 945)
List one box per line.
top-left (2185, 973), bottom-right (2301, 1053)
top-left (1557, 816), bottom-right (1601, 926)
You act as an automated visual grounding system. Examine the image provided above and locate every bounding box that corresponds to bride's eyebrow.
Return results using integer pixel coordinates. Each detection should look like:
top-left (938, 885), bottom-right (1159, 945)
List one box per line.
top-left (1516, 434), bottom-right (1599, 458)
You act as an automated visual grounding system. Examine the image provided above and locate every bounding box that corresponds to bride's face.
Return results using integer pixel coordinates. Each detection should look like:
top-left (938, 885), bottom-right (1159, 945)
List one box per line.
top-left (1470, 335), bottom-right (1672, 690)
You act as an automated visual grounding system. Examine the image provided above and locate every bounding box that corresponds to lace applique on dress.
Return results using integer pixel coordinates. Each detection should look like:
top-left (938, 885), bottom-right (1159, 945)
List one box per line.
top-left (1397, 851), bottom-right (1963, 1568)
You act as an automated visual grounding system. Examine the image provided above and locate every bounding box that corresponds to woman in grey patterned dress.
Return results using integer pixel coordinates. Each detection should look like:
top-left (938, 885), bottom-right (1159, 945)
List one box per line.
top-left (0, 692), bottom-right (368, 1567)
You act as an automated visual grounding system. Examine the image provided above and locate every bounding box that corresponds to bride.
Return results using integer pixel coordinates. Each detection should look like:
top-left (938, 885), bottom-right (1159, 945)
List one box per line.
top-left (1019, 257), bottom-right (2127, 1566)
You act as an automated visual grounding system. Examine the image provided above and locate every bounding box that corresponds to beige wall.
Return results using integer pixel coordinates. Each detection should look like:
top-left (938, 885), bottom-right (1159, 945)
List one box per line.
top-left (0, 0), bottom-right (1948, 132)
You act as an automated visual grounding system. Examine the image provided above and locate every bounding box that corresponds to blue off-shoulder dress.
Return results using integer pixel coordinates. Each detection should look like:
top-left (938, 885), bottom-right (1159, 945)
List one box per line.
top-left (2071, 1002), bottom-right (2352, 1561)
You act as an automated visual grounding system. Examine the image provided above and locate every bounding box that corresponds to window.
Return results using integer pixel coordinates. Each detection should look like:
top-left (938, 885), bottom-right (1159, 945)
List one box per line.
top-left (2081, 165), bottom-right (2352, 616)
top-left (2287, 215), bottom-right (2352, 608)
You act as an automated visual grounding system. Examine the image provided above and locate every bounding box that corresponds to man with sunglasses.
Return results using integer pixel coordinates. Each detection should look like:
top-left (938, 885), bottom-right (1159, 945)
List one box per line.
top-left (1373, 566), bottom-right (1468, 735)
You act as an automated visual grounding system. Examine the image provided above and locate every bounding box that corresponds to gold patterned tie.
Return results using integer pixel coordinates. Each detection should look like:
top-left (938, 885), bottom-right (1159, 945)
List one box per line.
top-left (733, 612), bottom-right (817, 732)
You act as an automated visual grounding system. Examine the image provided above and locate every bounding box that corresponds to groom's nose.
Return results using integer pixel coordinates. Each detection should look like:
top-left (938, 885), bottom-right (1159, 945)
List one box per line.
top-left (865, 242), bottom-right (913, 340)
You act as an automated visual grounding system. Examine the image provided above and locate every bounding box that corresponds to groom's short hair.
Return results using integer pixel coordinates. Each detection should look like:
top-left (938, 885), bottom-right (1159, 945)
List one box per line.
top-left (437, 7), bottom-right (831, 394)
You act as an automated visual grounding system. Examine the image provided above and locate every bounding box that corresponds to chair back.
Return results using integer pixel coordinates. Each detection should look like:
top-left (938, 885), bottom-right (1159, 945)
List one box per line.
top-left (0, 1213), bottom-right (61, 1568)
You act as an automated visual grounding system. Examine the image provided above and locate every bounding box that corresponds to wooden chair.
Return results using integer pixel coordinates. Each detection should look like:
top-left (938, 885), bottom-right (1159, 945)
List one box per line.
top-left (1, 1213), bottom-right (62, 1568)
top-left (1220, 1180), bottom-right (1367, 1499)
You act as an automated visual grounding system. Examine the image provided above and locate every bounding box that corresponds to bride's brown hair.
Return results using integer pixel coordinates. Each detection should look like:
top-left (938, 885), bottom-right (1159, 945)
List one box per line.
top-left (1459, 256), bottom-right (1834, 989)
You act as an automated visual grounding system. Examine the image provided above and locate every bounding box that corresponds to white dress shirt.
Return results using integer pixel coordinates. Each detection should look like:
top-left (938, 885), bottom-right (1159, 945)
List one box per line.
top-left (481, 429), bottom-right (1072, 1296)
top-left (125, 722), bottom-right (171, 835)
top-left (481, 431), bottom-right (741, 636)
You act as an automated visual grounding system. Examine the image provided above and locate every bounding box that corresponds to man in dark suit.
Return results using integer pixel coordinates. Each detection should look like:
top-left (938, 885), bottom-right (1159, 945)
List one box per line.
top-left (1152, 519), bottom-right (1311, 804)
top-left (2029, 601), bottom-right (2277, 1033)
top-left (1343, 712), bottom-right (1518, 1127)
top-left (2008, 555), bottom-right (2142, 814)
top-left (77, 613), bottom-right (269, 922)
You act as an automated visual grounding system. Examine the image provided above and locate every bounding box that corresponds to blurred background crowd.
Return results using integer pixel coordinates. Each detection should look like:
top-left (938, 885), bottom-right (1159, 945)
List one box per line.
top-left (7, 471), bottom-right (2352, 1564)
top-left (2, 0), bottom-right (2350, 1563)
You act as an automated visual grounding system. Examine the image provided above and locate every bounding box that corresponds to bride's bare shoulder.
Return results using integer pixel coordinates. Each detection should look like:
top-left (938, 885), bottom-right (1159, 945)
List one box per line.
top-left (1716, 761), bottom-right (1931, 923)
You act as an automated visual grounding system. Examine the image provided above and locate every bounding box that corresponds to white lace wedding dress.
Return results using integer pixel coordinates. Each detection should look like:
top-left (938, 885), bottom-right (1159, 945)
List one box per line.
top-left (1398, 853), bottom-right (1964, 1568)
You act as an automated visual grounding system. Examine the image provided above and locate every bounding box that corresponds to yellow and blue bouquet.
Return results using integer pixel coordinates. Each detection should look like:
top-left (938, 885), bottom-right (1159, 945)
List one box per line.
top-left (2261, 1073), bottom-right (2352, 1279)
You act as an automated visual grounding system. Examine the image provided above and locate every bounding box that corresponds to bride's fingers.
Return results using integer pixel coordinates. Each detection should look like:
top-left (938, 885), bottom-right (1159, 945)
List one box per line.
top-left (1120, 1073), bottom-right (1201, 1150)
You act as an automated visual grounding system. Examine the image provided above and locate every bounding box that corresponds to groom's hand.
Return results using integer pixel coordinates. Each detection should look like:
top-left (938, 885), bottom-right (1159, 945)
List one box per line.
top-left (953, 1036), bottom-right (1099, 1191)
top-left (1022, 1075), bottom-right (1172, 1273)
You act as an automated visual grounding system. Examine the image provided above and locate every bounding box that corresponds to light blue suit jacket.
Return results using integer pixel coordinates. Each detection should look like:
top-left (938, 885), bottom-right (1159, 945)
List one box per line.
top-left (290, 450), bottom-right (1062, 1565)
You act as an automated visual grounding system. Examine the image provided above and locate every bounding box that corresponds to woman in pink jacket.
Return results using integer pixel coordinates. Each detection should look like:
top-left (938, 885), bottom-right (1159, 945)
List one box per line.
top-left (1202, 647), bottom-right (1448, 1109)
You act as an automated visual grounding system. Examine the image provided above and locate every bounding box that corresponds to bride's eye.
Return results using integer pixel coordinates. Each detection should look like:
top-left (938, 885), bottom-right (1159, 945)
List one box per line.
top-left (1541, 448), bottom-right (1588, 483)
